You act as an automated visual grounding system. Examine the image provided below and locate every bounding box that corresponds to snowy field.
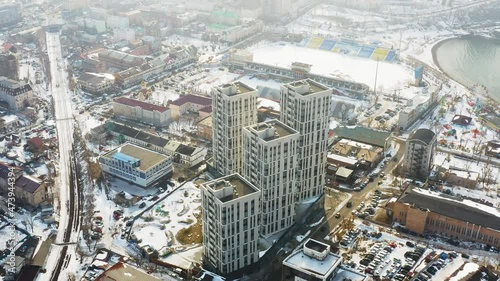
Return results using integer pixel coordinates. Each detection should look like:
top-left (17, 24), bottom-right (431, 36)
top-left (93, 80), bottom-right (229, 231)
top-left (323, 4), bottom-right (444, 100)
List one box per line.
top-left (132, 181), bottom-right (201, 250)
top-left (250, 43), bottom-right (413, 93)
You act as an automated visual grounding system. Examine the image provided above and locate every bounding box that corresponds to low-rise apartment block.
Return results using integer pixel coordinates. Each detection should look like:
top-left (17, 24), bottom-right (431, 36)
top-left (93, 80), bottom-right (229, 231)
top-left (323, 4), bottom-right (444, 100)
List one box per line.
top-left (0, 162), bottom-right (48, 208)
top-left (169, 94), bottom-right (212, 119)
top-left (0, 76), bottom-right (33, 111)
top-left (113, 97), bottom-right (171, 127)
top-left (93, 122), bottom-right (206, 167)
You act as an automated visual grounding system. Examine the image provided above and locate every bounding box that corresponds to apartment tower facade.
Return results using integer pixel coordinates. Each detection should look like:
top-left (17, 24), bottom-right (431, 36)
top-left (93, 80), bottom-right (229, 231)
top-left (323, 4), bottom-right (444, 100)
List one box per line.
top-left (404, 128), bottom-right (437, 180)
top-left (212, 81), bottom-right (258, 176)
top-left (242, 119), bottom-right (299, 236)
top-left (280, 79), bottom-right (332, 202)
top-left (201, 174), bottom-right (261, 274)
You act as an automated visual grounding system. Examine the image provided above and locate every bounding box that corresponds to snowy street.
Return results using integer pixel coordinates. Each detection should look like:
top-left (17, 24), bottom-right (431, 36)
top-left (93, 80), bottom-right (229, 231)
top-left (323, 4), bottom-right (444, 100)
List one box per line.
top-left (39, 31), bottom-right (80, 281)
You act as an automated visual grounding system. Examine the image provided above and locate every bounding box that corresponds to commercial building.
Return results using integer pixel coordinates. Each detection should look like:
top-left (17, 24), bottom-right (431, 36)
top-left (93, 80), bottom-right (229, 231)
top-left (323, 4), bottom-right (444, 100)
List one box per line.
top-left (201, 174), bottom-right (261, 274)
top-left (82, 18), bottom-right (106, 34)
top-left (282, 239), bottom-right (348, 281)
top-left (228, 49), bottom-right (253, 69)
top-left (81, 58), bottom-right (106, 73)
top-left (280, 79), bottom-right (332, 202)
top-left (404, 128), bottom-right (437, 180)
top-left (387, 188), bottom-right (500, 248)
top-left (212, 82), bottom-right (258, 176)
top-left (242, 120), bottom-right (299, 236)
top-left (77, 73), bottom-right (114, 94)
top-left (169, 94), bottom-right (212, 119)
top-left (98, 49), bottom-right (144, 70)
top-left (0, 163), bottom-right (48, 208)
top-left (0, 53), bottom-right (19, 80)
top-left (113, 97), bottom-right (171, 127)
top-left (113, 27), bottom-right (136, 42)
top-left (106, 15), bottom-right (129, 29)
top-left (0, 76), bottom-right (33, 111)
top-left (398, 86), bottom-right (439, 130)
top-left (99, 143), bottom-right (173, 187)
top-left (222, 21), bottom-right (264, 43)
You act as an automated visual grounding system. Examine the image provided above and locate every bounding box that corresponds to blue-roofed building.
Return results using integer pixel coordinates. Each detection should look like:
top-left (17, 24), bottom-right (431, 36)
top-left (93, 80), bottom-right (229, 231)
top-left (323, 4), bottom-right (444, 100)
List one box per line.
top-left (112, 152), bottom-right (140, 167)
top-left (99, 143), bottom-right (173, 187)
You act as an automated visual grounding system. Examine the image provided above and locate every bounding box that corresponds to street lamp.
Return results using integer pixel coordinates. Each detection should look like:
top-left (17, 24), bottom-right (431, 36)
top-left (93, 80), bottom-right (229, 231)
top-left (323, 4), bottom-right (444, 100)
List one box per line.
top-left (373, 58), bottom-right (379, 104)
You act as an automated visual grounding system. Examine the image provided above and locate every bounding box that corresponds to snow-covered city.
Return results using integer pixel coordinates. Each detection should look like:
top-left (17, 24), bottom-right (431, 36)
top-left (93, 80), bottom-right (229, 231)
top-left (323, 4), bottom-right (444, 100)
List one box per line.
top-left (0, 0), bottom-right (499, 280)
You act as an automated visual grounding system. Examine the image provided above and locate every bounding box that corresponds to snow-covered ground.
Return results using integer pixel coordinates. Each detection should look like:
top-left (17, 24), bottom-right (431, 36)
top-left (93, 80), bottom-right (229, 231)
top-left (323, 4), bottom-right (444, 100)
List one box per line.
top-left (250, 42), bottom-right (413, 93)
top-left (132, 181), bottom-right (201, 250)
top-left (449, 262), bottom-right (480, 281)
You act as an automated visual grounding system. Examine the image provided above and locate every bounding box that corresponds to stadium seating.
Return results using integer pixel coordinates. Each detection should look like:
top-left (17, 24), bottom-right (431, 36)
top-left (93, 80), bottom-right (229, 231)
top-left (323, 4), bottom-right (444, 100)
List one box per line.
top-left (301, 36), bottom-right (396, 62)
top-left (319, 39), bottom-right (336, 51)
top-left (371, 48), bottom-right (389, 61)
top-left (307, 36), bottom-right (324, 49)
top-left (385, 50), bottom-right (397, 61)
top-left (358, 46), bottom-right (375, 58)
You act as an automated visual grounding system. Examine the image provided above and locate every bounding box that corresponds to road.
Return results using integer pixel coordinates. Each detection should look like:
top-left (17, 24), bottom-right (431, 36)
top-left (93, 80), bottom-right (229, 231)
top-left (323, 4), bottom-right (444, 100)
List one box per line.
top-left (41, 30), bottom-right (80, 281)
top-left (312, 137), bottom-right (406, 241)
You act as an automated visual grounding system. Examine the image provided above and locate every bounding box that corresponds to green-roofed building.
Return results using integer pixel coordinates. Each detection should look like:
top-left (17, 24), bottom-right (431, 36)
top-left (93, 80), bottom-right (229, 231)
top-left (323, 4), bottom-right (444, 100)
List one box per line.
top-left (332, 126), bottom-right (390, 148)
top-left (210, 10), bottom-right (239, 26)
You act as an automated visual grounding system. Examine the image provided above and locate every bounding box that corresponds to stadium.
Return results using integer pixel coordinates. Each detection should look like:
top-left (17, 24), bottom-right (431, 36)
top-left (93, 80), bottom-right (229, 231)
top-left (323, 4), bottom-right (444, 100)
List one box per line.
top-left (300, 36), bottom-right (398, 62)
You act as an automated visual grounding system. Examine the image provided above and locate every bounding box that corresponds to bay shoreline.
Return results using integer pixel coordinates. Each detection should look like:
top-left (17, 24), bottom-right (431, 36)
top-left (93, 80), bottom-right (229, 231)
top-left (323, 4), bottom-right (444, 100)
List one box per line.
top-left (430, 35), bottom-right (500, 104)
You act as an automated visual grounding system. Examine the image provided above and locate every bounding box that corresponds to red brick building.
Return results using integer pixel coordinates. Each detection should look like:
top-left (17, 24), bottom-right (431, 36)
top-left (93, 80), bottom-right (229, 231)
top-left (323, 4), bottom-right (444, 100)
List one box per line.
top-left (387, 188), bottom-right (500, 248)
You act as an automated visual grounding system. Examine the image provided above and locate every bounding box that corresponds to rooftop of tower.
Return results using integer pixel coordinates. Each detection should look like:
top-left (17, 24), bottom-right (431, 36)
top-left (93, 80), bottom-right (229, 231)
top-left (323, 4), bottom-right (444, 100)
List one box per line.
top-left (248, 119), bottom-right (298, 141)
top-left (286, 79), bottom-right (329, 96)
top-left (220, 81), bottom-right (255, 96)
top-left (207, 174), bottom-right (259, 203)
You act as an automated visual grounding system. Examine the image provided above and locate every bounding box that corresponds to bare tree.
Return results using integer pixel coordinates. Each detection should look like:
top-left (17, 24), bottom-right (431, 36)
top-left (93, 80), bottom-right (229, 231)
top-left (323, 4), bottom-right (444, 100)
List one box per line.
top-left (22, 213), bottom-right (35, 233)
top-left (66, 273), bottom-right (76, 281)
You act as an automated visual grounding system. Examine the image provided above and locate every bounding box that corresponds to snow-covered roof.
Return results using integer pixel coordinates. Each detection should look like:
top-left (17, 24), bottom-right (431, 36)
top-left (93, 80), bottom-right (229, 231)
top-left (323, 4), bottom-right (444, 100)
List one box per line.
top-left (327, 153), bottom-right (358, 166)
top-left (332, 267), bottom-right (367, 281)
top-left (448, 169), bottom-right (479, 181)
top-left (283, 243), bottom-right (342, 278)
top-left (399, 188), bottom-right (500, 230)
top-left (1, 114), bottom-right (18, 123)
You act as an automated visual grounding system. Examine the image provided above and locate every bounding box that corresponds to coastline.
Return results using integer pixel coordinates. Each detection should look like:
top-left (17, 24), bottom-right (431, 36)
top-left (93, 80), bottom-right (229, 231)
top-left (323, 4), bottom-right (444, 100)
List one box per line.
top-left (431, 35), bottom-right (500, 104)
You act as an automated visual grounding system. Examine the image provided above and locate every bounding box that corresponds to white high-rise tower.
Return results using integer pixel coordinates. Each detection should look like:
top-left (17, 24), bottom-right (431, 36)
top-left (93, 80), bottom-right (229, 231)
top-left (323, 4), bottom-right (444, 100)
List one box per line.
top-left (201, 174), bottom-right (261, 274)
top-left (280, 79), bottom-right (332, 202)
top-left (212, 81), bottom-right (258, 176)
top-left (242, 119), bottom-right (299, 236)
